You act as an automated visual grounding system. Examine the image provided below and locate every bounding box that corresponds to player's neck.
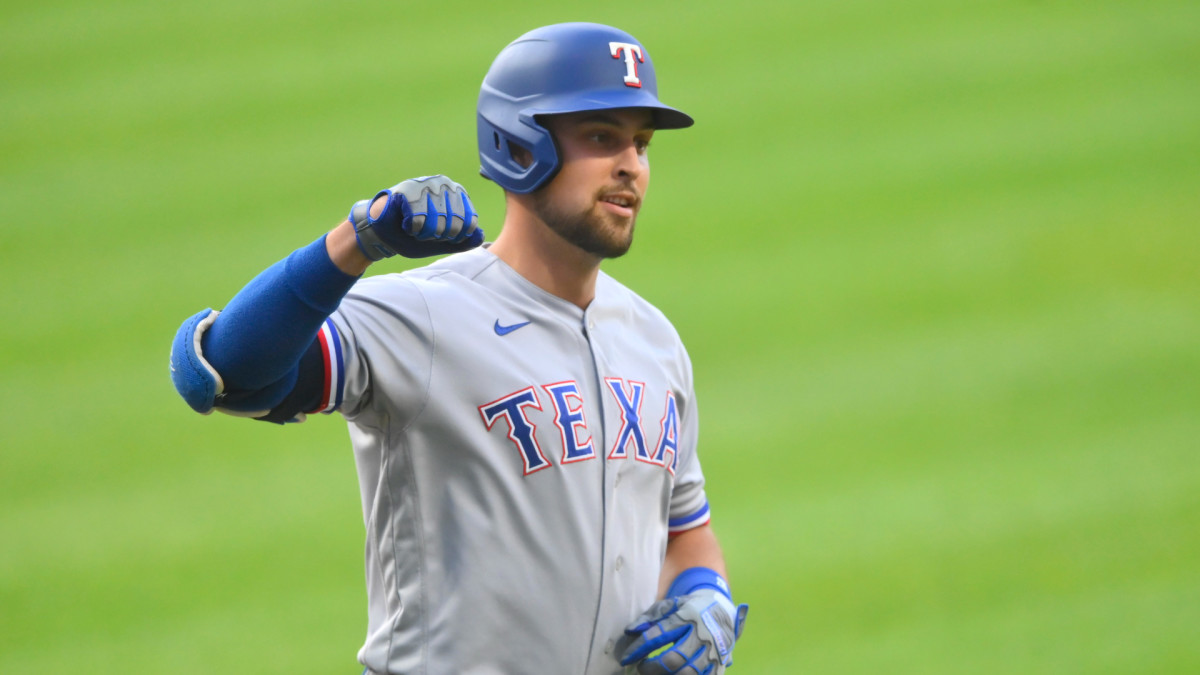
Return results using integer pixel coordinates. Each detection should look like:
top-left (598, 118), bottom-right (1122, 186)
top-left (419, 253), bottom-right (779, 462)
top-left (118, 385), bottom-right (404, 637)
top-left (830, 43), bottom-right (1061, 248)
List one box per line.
top-left (490, 208), bottom-right (602, 310)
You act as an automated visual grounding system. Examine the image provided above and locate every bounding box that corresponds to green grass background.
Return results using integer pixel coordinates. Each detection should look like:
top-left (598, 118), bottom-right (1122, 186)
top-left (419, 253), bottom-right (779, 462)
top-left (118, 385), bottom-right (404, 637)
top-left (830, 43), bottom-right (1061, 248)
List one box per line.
top-left (3, 0), bottom-right (1198, 672)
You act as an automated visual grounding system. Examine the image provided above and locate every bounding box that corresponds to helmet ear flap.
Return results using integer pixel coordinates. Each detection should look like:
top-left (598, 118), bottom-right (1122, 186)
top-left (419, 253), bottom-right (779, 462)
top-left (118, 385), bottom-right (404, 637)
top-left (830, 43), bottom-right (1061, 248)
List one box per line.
top-left (508, 139), bottom-right (533, 169)
top-left (476, 112), bottom-right (560, 193)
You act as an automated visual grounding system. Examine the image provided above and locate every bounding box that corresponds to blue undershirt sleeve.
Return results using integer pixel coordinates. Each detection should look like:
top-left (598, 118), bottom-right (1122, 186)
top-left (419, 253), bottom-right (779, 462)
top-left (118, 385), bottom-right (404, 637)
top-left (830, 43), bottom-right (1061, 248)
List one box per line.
top-left (200, 235), bottom-right (359, 408)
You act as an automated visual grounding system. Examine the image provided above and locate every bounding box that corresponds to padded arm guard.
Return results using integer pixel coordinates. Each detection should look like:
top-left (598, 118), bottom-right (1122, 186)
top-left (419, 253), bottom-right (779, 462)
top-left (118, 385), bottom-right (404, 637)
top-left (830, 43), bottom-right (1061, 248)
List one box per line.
top-left (169, 234), bottom-right (359, 421)
top-left (169, 308), bottom-right (305, 419)
top-left (170, 308), bottom-right (225, 414)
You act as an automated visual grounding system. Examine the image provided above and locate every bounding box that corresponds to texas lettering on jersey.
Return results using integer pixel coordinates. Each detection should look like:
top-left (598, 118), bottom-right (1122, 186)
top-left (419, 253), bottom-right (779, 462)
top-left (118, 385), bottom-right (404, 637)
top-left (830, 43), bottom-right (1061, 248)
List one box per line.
top-left (479, 377), bottom-right (680, 476)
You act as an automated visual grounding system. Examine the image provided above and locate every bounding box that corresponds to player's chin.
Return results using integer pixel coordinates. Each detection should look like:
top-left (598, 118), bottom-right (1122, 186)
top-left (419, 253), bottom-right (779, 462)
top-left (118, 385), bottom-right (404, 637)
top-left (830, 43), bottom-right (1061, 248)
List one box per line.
top-left (598, 224), bottom-right (636, 259)
top-left (575, 224), bottom-right (633, 260)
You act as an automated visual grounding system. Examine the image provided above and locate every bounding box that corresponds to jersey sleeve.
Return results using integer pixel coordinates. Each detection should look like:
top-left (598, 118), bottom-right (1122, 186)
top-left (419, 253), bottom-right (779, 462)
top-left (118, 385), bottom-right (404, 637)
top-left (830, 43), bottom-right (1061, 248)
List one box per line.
top-left (667, 344), bottom-right (711, 536)
top-left (299, 318), bottom-right (347, 416)
top-left (322, 274), bottom-right (437, 426)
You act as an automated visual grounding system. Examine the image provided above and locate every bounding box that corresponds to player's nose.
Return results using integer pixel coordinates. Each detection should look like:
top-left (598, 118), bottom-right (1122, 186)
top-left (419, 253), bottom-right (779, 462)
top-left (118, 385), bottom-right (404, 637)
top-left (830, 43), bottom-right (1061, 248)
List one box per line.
top-left (613, 142), bottom-right (645, 181)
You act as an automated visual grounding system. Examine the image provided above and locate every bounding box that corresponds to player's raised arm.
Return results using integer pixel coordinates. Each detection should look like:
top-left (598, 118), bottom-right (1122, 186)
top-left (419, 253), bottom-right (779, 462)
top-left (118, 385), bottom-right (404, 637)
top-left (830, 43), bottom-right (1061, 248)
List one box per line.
top-left (168, 176), bottom-right (482, 423)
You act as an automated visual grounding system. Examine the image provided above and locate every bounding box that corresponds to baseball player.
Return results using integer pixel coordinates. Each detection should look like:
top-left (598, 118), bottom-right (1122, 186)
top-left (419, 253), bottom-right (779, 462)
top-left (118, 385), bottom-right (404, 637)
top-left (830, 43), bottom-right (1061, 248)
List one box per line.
top-left (170, 22), bottom-right (748, 675)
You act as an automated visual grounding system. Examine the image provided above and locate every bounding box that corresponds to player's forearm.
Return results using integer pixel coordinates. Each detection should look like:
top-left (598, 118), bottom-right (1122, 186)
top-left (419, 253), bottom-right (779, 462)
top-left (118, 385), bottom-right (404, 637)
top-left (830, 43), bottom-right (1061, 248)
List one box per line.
top-left (208, 236), bottom-right (355, 379)
top-left (658, 524), bottom-right (728, 598)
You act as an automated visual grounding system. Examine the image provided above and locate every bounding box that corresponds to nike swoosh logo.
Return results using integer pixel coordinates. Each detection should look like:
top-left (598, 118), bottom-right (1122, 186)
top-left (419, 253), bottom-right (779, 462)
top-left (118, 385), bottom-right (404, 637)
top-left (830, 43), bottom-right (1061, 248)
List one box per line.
top-left (494, 319), bottom-right (532, 336)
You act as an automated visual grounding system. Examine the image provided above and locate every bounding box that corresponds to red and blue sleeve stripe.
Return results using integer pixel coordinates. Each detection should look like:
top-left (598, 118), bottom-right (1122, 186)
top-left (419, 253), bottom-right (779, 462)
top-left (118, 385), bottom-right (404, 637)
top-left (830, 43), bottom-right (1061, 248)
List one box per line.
top-left (668, 500), bottom-right (711, 536)
top-left (309, 318), bottom-right (345, 414)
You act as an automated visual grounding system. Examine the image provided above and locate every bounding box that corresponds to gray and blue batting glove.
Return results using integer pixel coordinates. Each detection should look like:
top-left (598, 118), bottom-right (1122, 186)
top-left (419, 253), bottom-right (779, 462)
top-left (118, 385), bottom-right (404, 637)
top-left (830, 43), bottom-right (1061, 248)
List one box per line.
top-left (617, 567), bottom-right (749, 675)
top-left (349, 175), bottom-right (483, 260)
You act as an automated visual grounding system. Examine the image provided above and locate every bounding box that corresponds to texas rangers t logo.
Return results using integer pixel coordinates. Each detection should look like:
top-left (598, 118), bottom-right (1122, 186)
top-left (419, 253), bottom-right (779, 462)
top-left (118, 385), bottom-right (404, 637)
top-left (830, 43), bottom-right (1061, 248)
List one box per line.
top-left (609, 41), bottom-right (645, 88)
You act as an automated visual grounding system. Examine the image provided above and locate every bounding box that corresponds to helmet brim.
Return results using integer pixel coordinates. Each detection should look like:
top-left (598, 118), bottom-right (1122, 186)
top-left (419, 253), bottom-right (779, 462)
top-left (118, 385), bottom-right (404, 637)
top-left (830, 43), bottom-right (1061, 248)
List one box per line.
top-left (525, 94), bottom-right (694, 131)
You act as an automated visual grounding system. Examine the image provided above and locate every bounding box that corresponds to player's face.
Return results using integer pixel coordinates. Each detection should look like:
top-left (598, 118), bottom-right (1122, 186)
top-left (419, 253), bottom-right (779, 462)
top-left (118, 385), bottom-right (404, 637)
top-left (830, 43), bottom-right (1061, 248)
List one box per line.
top-left (533, 109), bottom-right (654, 259)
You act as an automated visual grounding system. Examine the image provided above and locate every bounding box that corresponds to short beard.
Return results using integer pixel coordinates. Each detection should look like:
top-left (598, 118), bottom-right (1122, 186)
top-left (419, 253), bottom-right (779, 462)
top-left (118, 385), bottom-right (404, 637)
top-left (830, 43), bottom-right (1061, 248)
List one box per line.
top-left (532, 190), bottom-right (635, 260)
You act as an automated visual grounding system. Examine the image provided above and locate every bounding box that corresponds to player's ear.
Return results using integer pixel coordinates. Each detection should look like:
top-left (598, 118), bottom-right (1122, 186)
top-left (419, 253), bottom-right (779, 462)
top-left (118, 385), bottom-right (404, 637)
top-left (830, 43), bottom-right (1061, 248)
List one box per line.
top-left (509, 143), bottom-right (533, 169)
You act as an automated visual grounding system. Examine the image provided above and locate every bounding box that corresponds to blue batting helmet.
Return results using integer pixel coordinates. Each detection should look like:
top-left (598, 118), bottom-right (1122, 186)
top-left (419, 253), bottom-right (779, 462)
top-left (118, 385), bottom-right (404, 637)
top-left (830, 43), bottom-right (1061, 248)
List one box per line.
top-left (477, 23), bottom-right (694, 194)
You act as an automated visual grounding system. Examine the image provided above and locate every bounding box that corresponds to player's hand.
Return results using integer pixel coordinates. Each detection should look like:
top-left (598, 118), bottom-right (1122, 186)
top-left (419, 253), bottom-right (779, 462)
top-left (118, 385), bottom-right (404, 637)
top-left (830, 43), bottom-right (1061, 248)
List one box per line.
top-left (350, 175), bottom-right (483, 260)
top-left (616, 588), bottom-right (749, 675)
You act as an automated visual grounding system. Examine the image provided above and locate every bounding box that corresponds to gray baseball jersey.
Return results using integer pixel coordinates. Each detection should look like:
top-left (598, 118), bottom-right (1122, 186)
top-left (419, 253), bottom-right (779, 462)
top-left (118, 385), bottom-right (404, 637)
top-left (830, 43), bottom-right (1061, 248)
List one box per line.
top-left (311, 245), bottom-right (711, 674)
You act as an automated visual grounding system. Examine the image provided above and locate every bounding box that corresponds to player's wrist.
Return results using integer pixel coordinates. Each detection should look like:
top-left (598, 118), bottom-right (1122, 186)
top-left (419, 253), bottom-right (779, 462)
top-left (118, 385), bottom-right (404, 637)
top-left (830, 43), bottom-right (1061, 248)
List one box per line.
top-left (326, 219), bottom-right (373, 276)
top-left (666, 566), bottom-right (733, 601)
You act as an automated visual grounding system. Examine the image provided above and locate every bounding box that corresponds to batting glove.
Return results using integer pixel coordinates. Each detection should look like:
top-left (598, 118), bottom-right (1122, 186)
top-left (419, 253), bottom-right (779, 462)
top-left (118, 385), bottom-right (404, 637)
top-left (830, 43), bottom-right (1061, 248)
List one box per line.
top-left (617, 568), bottom-right (749, 675)
top-left (349, 175), bottom-right (483, 260)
